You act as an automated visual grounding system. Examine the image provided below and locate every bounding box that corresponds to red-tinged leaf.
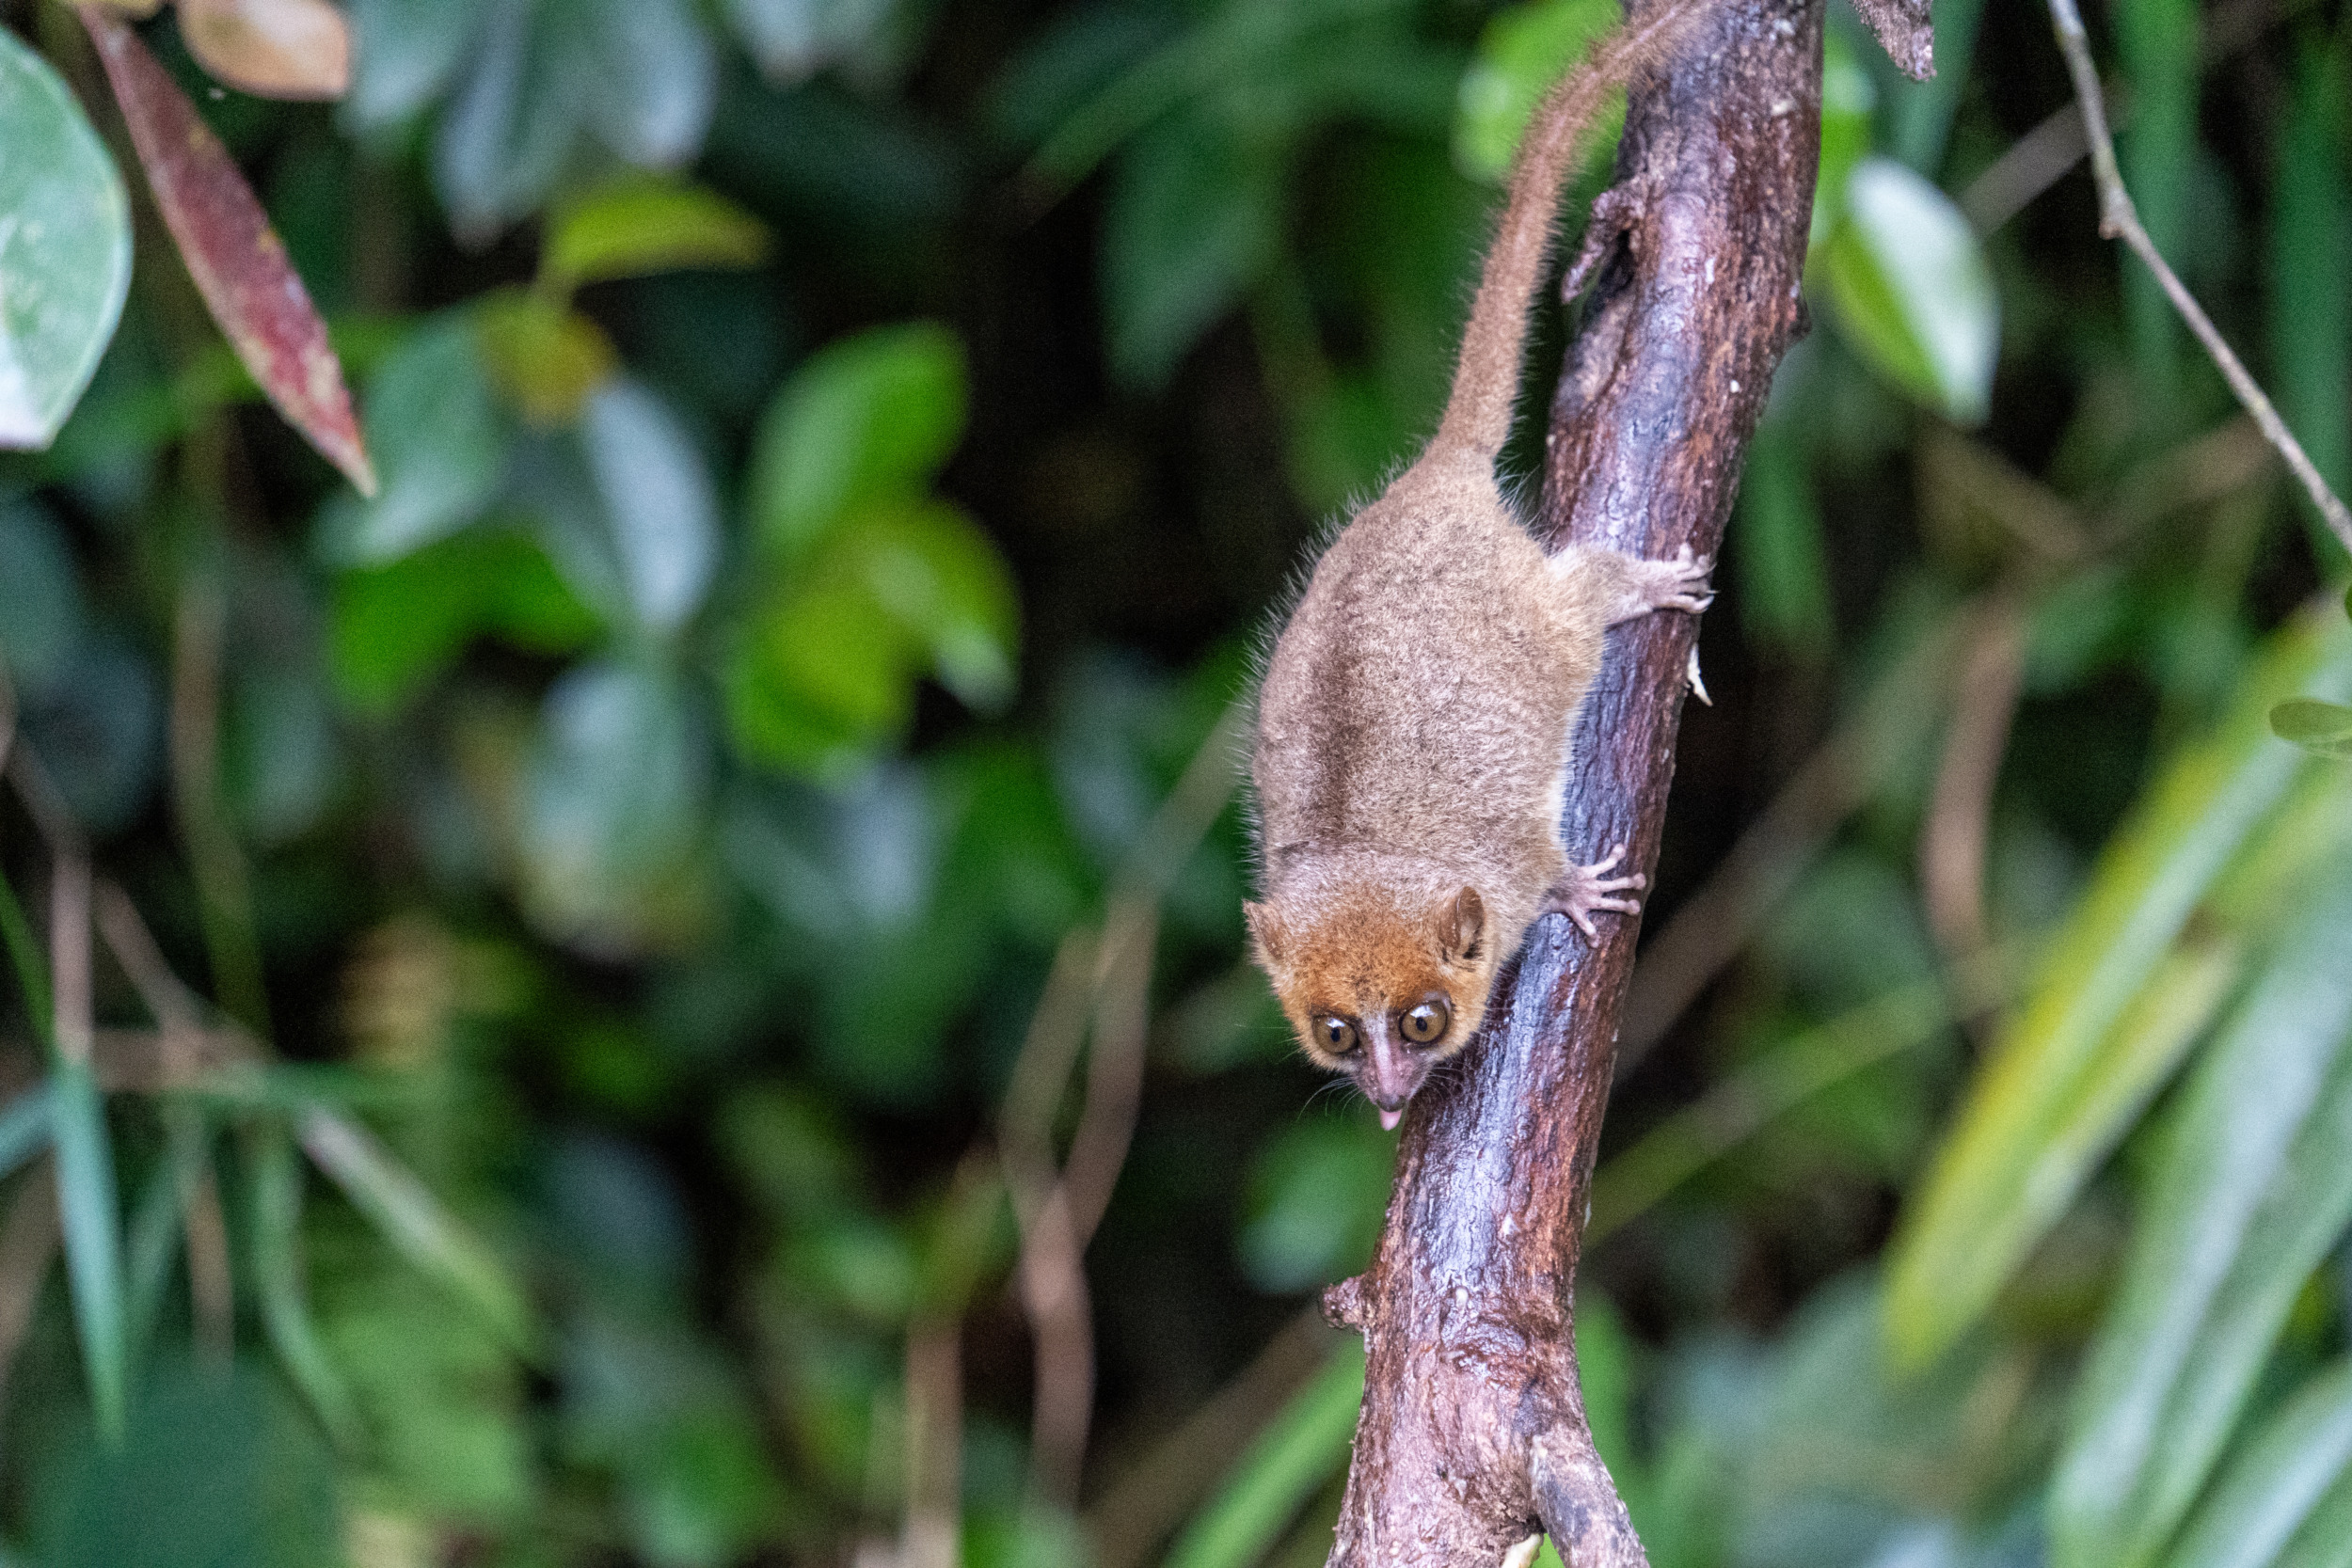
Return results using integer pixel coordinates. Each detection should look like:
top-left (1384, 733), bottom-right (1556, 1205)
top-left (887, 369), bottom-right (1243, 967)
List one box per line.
top-left (78, 8), bottom-right (375, 494)
top-left (180, 0), bottom-right (351, 102)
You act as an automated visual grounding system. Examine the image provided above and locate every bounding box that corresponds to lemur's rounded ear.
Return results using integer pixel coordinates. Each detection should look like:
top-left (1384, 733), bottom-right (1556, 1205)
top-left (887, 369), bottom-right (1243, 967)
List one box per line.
top-left (1244, 901), bottom-right (1286, 965)
top-left (1438, 887), bottom-right (1486, 963)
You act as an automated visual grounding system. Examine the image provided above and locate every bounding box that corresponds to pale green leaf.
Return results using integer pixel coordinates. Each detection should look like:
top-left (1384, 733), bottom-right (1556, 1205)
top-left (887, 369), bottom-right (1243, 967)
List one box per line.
top-left (0, 1084), bottom-right (51, 1180)
top-left (1101, 107), bottom-right (1282, 391)
top-left (1817, 157), bottom-right (1998, 425)
top-left (746, 321), bottom-right (967, 558)
top-left (0, 28), bottom-right (133, 450)
top-left (2054, 859), bottom-right (2352, 1568)
top-left (318, 315), bottom-right (506, 564)
top-left (2163, 1360), bottom-right (2352, 1568)
top-left (1885, 606), bottom-right (2352, 1370)
top-left (51, 1061), bottom-right (125, 1443)
top-left (248, 1123), bottom-right (362, 1448)
top-left (1165, 1338), bottom-right (1364, 1568)
top-left (2271, 700), bottom-right (2352, 760)
top-left (543, 176), bottom-right (769, 294)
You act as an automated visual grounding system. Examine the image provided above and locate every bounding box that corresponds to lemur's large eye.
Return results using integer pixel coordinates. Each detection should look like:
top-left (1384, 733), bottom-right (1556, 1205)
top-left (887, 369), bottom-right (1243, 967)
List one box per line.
top-left (1399, 997), bottom-right (1451, 1045)
top-left (1314, 1016), bottom-right (1359, 1054)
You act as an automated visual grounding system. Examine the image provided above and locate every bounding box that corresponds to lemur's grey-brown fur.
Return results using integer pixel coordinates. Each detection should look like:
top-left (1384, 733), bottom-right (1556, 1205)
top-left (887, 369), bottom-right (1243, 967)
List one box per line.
top-left (1246, 2), bottom-right (1714, 1128)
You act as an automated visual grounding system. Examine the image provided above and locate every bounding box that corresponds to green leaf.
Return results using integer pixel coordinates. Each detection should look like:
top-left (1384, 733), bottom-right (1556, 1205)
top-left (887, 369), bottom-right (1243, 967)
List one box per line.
top-left (1165, 1338), bottom-right (1364, 1568)
top-left (723, 498), bottom-right (1021, 774)
top-left (2113, 0), bottom-right (2198, 390)
top-left (52, 1061), bottom-right (125, 1443)
top-left (2266, 43), bottom-right (2351, 562)
top-left (854, 501), bottom-right (1020, 711)
top-left (746, 321), bottom-right (967, 558)
top-left (519, 658), bottom-right (707, 946)
top-left (0, 857), bottom-right (52, 1049)
top-left (330, 526), bottom-right (597, 713)
top-left (322, 1271), bottom-right (534, 1524)
top-left (1101, 106), bottom-right (1283, 390)
top-left (543, 175), bottom-right (769, 294)
top-left (0, 26), bottom-right (133, 450)
top-left (34, 1357), bottom-right (340, 1568)
top-left (433, 0), bottom-right (584, 240)
top-left (2163, 1360), bottom-right (2352, 1568)
top-left (1812, 29), bottom-right (1877, 243)
top-left (1239, 1117), bottom-right (1393, 1293)
top-left (2271, 700), bottom-right (2352, 760)
top-left (725, 577), bottom-right (913, 772)
top-left (474, 286), bottom-right (618, 427)
top-left (580, 377), bottom-right (719, 635)
top-left (1816, 157), bottom-right (1999, 424)
top-left (576, 0), bottom-right (718, 170)
top-left (2053, 859), bottom-right (2352, 1568)
top-left (343, 0), bottom-right (479, 131)
top-left (122, 1117), bottom-right (207, 1357)
top-left (2272, 1463), bottom-right (2352, 1568)
top-left (0, 1085), bottom-right (53, 1181)
top-left (248, 1124), bottom-right (362, 1448)
top-left (318, 314), bottom-right (506, 564)
top-left (296, 1106), bottom-right (535, 1359)
top-left (1885, 607), bottom-right (2352, 1371)
top-left (1735, 420), bottom-right (1836, 656)
top-left (1451, 0), bottom-right (1617, 183)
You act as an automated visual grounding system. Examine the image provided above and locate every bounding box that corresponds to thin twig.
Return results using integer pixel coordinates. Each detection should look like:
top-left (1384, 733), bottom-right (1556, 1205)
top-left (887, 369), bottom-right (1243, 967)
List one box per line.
top-left (1920, 595), bottom-right (2028, 1028)
top-left (1083, 1305), bottom-right (1338, 1568)
top-left (899, 1314), bottom-right (962, 1568)
top-left (48, 841), bottom-right (92, 1075)
top-left (996, 702), bottom-right (1248, 1510)
top-left (1058, 898), bottom-right (1157, 1251)
top-left (0, 1161), bottom-right (60, 1432)
top-left (2046, 0), bottom-right (2352, 557)
top-left (94, 881), bottom-right (245, 1359)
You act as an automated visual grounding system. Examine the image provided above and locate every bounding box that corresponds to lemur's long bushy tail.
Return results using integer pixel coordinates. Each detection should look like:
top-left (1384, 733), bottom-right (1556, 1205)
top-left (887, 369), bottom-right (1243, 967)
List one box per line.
top-left (1432, 0), bottom-right (1712, 459)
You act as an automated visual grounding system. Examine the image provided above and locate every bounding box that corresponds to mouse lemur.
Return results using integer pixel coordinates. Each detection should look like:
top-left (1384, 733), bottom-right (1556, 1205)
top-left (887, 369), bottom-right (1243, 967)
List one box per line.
top-left (1245, 2), bottom-right (1715, 1129)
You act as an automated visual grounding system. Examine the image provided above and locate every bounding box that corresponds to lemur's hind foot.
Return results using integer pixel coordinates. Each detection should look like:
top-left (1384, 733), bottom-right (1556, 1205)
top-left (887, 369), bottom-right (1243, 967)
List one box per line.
top-left (1542, 845), bottom-right (1645, 941)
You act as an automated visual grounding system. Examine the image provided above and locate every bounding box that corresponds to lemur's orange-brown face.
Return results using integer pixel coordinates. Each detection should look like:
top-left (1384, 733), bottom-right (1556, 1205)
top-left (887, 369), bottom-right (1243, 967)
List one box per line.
top-left (1244, 886), bottom-right (1494, 1129)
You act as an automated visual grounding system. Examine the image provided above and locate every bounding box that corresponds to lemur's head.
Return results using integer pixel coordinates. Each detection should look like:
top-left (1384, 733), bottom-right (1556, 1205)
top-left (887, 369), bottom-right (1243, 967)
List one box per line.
top-left (1245, 882), bottom-right (1494, 1129)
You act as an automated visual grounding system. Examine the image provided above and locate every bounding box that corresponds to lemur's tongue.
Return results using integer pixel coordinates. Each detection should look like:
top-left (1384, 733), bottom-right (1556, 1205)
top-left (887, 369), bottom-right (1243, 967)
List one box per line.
top-left (1378, 1106), bottom-right (1402, 1132)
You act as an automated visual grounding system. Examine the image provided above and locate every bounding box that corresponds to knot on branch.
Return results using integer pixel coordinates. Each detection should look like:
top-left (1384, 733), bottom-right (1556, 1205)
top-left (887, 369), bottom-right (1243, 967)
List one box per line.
top-left (1323, 1275), bottom-right (1368, 1332)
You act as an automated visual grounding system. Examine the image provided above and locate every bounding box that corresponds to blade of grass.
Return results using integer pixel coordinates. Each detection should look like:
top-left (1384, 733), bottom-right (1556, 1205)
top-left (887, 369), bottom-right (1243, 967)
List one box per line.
top-left (248, 1124), bottom-right (360, 1448)
top-left (0, 1087), bottom-right (54, 1182)
top-left (121, 1135), bottom-right (188, 1360)
top-left (0, 864), bottom-right (52, 1050)
top-left (2053, 857), bottom-right (2352, 1568)
top-left (2163, 1359), bottom-right (2352, 1568)
top-left (296, 1105), bottom-right (534, 1360)
top-left (1885, 606), bottom-right (2352, 1370)
top-left (51, 1059), bottom-right (124, 1442)
top-left (1165, 1338), bottom-right (1367, 1568)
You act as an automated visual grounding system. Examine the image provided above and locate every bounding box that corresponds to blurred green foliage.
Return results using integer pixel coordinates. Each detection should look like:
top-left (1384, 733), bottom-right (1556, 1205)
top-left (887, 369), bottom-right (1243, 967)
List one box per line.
top-left (1, 1), bottom-right (2350, 1567)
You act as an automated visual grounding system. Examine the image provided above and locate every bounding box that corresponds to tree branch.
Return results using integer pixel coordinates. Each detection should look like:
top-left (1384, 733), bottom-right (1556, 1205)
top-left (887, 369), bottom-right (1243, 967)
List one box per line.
top-left (1320, 1), bottom-right (1823, 1562)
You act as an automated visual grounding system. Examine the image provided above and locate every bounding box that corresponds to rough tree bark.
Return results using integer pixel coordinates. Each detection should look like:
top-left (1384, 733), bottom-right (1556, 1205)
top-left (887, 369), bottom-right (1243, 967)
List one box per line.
top-left (1313, 0), bottom-right (1885, 1562)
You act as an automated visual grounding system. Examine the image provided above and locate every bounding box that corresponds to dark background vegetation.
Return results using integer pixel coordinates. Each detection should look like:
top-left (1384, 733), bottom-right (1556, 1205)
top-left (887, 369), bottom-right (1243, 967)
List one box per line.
top-left (2, 0), bottom-right (2351, 1565)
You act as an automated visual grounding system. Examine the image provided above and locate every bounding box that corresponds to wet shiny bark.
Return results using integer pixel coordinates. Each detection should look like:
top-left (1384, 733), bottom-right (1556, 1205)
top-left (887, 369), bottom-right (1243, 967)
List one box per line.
top-left (1319, 3), bottom-right (1828, 1564)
